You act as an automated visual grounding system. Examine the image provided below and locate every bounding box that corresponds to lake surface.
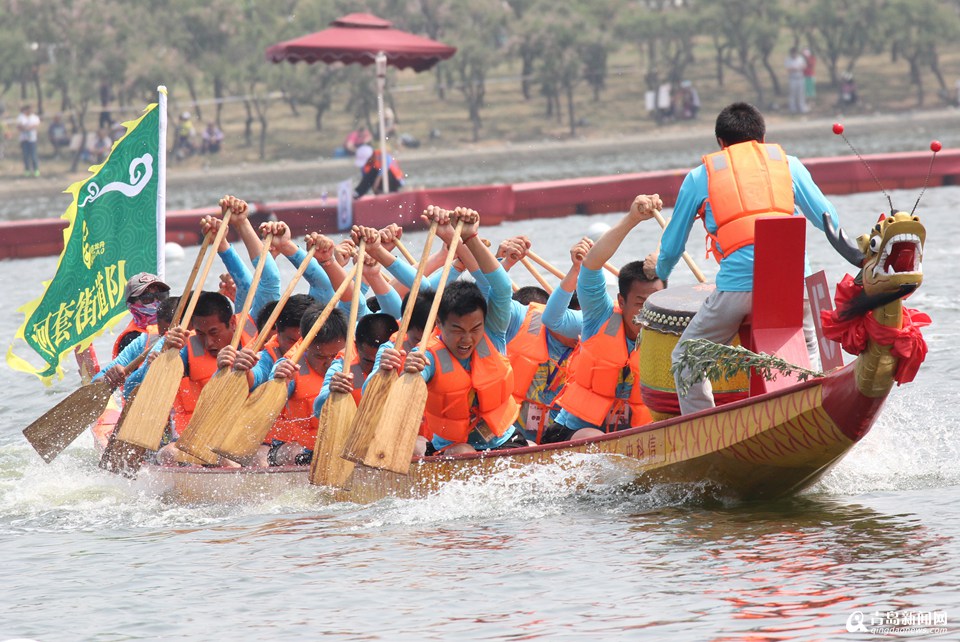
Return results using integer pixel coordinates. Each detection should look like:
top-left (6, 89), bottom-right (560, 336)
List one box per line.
top-left (2, 180), bottom-right (958, 640)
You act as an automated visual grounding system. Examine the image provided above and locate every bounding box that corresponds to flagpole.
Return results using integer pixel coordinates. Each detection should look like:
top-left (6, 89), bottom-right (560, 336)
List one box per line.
top-left (376, 52), bottom-right (389, 196)
top-left (157, 85), bottom-right (168, 279)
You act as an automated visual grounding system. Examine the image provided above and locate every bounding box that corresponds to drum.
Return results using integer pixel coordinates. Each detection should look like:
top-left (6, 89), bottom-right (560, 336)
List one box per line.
top-left (638, 284), bottom-right (750, 420)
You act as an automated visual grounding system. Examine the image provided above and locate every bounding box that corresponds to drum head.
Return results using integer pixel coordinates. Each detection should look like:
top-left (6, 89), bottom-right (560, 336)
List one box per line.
top-left (640, 283), bottom-right (716, 336)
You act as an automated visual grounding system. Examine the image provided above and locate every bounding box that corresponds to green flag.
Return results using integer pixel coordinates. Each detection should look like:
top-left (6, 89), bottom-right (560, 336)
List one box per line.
top-left (8, 103), bottom-right (162, 382)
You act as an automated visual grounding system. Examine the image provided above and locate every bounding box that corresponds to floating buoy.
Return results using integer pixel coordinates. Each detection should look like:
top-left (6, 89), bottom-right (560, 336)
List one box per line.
top-left (164, 242), bottom-right (185, 262)
top-left (588, 221), bottom-right (611, 240)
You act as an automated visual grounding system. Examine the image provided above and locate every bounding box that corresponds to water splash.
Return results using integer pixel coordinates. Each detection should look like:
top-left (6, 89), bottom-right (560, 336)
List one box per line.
top-left (815, 387), bottom-right (960, 496)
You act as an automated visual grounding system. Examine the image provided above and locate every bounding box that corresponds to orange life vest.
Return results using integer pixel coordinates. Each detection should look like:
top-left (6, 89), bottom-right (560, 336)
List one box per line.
top-left (266, 354), bottom-right (325, 449)
top-left (508, 303), bottom-right (550, 401)
top-left (556, 308), bottom-right (652, 430)
top-left (172, 334), bottom-right (219, 436)
top-left (700, 141), bottom-right (795, 262)
top-left (113, 320), bottom-right (156, 359)
top-left (363, 150), bottom-right (404, 184)
top-left (423, 334), bottom-right (519, 444)
top-left (507, 303), bottom-right (567, 442)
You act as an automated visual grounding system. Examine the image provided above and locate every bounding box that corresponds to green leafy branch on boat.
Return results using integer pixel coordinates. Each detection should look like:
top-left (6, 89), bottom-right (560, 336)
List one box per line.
top-left (671, 339), bottom-right (823, 396)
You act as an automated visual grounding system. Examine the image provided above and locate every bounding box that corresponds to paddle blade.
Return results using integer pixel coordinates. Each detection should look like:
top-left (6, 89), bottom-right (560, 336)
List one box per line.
top-left (360, 372), bottom-right (427, 474)
top-left (175, 368), bottom-right (249, 464)
top-left (99, 386), bottom-right (147, 478)
top-left (213, 379), bottom-right (289, 465)
top-left (23, 380), bottom-right (114, 463)
top-left (310, 391), bottom-right (358, 488)
top-left (340, 370), bottom-right (394, 463)
top-left (115, 349), bottom-right (184, 450)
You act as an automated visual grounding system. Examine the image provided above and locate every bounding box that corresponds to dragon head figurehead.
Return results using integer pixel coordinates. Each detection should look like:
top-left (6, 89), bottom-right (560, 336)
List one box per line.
top-left (823, 211), bottom-right (925, 318)
top-left (857, 212), bottom-right (925, 295)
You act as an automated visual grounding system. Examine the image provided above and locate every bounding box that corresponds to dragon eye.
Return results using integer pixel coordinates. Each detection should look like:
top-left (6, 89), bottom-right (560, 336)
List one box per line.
top-left (869, 236), bottom-right (882, 252)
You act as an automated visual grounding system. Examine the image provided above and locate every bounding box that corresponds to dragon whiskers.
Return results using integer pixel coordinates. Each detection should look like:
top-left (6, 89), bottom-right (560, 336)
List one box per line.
top-left (671, 339), bottom-right (823, 396)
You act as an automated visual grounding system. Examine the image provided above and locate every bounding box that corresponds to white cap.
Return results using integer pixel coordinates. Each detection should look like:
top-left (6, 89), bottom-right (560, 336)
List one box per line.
top-left (180, 111), bottom-right (191, 120)
top-left (354, 144), bottom-right (374, 167)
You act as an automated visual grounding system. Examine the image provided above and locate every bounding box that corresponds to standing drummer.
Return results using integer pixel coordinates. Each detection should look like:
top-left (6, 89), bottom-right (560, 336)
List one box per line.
top-left (650, 102), bottom-right (838, 415)
top-left (542, 195), bottom-right (665, 444)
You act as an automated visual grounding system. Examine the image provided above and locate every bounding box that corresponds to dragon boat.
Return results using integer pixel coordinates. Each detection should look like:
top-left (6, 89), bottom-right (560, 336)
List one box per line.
top-left (127, 207), bottom-right (928, 505)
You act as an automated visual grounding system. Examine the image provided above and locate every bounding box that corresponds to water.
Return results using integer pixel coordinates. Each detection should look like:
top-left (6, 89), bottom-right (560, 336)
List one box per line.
top-left (2, 183), bottom-right (959, 640)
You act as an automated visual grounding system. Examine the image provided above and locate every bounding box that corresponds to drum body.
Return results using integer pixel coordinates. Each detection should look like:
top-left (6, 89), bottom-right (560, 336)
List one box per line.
top-left (638, 284), bottom-right (750, 420)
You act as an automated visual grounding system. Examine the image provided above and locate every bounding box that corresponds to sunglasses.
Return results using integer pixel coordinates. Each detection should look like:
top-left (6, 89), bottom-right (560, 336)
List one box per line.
top-left (136, 291), bottom-right (169, 304)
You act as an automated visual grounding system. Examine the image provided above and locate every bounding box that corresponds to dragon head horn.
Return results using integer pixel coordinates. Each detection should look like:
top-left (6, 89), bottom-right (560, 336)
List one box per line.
top-left (823, 212), bottom-right (865, 267)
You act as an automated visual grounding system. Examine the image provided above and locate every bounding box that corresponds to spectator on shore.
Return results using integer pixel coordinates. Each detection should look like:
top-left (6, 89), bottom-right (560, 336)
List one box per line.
top-left (201, 122), bottom-right (224, 155)
top-left (657, 82), bottom-right (674, 122)
top-left (679, 80), bottom-right (700, 120)
top-left (174, 111), bottom-right (196, 160)
top-left (785, 47), bottom-right (808, 114)
top-left (92, 128), bottom-right (112, 164)
top-left (48, 114), bottom-right (70, 159)
top-left (333, 126), bottom-right (372, 159)
top-left (839, 71), bottom-right (858, 107)
top-left (16, 104), bottom-right (40, 177)
top-left (802, 48), bottom-right (816, 103)
top-left (99, 81), bottom-right (114, 129)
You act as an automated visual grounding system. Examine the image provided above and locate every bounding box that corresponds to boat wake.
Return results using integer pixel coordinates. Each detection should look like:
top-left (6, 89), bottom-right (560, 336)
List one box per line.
top-left (3, 386), bottom-right (957, 534)
top-left (814, 387), bottom-right (960, 496)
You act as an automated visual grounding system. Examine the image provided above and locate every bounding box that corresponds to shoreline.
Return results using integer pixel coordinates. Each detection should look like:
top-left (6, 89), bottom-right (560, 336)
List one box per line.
top-left (0, 106), bottom-right (953, 208)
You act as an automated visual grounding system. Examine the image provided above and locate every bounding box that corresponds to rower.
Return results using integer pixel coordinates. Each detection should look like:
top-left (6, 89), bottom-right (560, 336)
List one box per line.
top-left (544, 195), bottom-right (665, 443)
top-left (378, 207), bottom-right (524, 456)
top-left (507, 238), bottom-right (590, 443)
top-left (255, 305), bottom-right (349, 467)
top-left (112, 272), bottom-right (170, 358)
top-left (317, 312), bottom-right (399, 414)
top-left (154, 291), bottom-right (256, 464)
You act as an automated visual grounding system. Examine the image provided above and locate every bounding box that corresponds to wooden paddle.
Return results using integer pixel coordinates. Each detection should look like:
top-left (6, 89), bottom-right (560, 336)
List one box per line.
top-left (111, 208), bottom-right (233, 455)
top-left (393, 238), bottom-right (416, 265)
top-left (652, 209), bottom-right (706, 284)
top-left (341, 220), bottom-right (439, 463)
top-left (174, 233), bottom-right (274, 464)
top-left (180, 245), bottom-right (318, 464)
top-left (360, 218), bottom-right (464, 474)
top-left (23, 344), bottom-right (156, 463)
top-left (519, 256), bottom-right (553, 293)
top-left (526, 249), bottom-right (565, 280)
top-left (98, 384), bottom-right (145, 477)
top-left (310, 240), bottom-right (366, 488)
top-left (213, 262), bottom-right (359, 465)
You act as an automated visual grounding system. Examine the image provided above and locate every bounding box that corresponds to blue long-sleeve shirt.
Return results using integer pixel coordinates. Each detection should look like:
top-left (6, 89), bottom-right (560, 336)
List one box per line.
top-left (92, 333), bottom-right (150, 382)
top-left (656, 154), bottom-right (839, 291)
top-left (384, 257), bottom-right (462, 293)
top-left (219, 246), bottom-right (281, 319)
top-left (541, 286), bottom-right (583, 340)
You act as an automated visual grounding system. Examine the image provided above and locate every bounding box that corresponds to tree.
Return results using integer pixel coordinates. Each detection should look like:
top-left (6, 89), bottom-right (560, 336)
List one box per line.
top-left (19, 0), bottom-right (129, 171)
top-left (504, 0), bottom-right (539, 100)
top-left (445, 0), bottom-right (508, 142)
top-left (618, 2), bottom-right (702, 123)
top-left (789, 0), bottom-right (882, 86)
top-left (706, 0), bottom-right (785, 107)
top-left (881, 0), bottom-right (960, 106)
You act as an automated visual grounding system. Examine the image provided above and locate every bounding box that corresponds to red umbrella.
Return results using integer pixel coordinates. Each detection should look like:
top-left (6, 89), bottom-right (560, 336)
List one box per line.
top-left (266, 13), bottom-right (457, 193)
